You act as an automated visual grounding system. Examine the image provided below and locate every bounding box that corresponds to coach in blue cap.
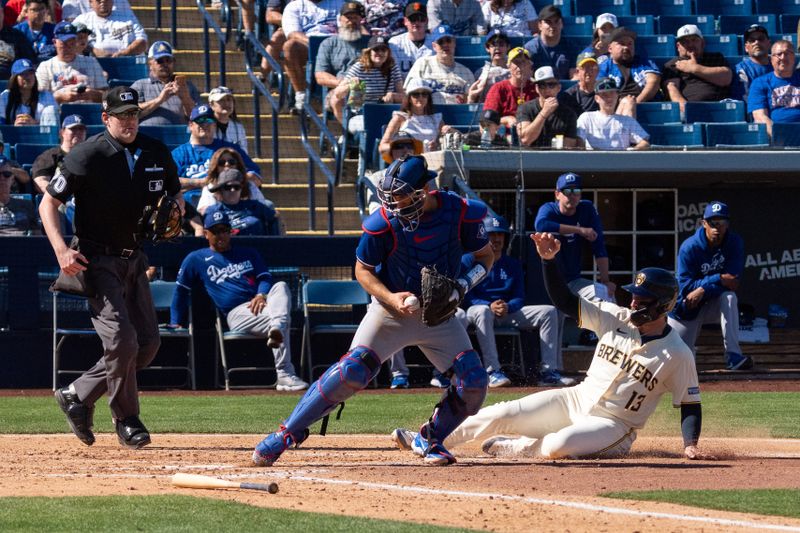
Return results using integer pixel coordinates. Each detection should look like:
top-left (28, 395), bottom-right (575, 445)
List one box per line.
top-left (669, 201), bottom-right (752, 371)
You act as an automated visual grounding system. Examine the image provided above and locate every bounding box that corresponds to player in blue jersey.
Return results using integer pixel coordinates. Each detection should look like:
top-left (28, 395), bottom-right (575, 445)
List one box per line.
top-left (169, 211), bottom-right (308, 391)
top-left (456, 214), bottom-right (560, 388)
top-left (252, 155), bottom-right (495, 466)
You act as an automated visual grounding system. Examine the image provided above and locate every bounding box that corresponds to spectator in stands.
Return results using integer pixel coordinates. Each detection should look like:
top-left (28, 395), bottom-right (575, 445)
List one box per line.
top-left (562, 52), bottom-right (599, 117)
top-left (331, 35), bottom-right (404, 131)
top-left (379, 79), bottom-right (453, 153)
top-left (597, 27), bottom-right (661, 117)
top-left (366, 132), bottom-right (421, 214)
top-left (480, 0), bottom-right (536, 37)
top-left (405, 24), bottom-right (476, 104)
top-left (582, 13), bottom-right (617, 65)
top-left (662, 25), bottom-right (732, 112)
top-left (5, 0), bottom-right (61, 26)
top-left (523, 4), bottom-right (571, 81)
top-left (749, 40), bottom-right (800, 137)
top-left (668, 201), bottom-right (752, 372)
top-left (14, 0), bottom-right (55, 62)
top-left (465, 108), bottom-right (512, 147)
top-left (389, 2), bottom-right (433, 80)
top-left (170, 211), bottom-right (308, 392)
top-left (260, 0), bottom-right (287, 79)
top-left (0, 7), bottom-right (36, 80)
top-left (0, 133), bottom-right (33, 193)
top-left (209, 86), bottom-right (248, 154)
top-left (313, 3), bottom-right (369, 111)
top-left (172, 104), bottom-right (262, 198)
top-left (36, 21), bottom-right (107, 103)
top-left (468, 30), bottom-right (511, 102)
top-left (61, 0), bottom-right (133, 22)
top-left (281, 0), bottom-right (347, 113)
top-left (517, 66), bottom-right (578, 148)
top-left (132, 41), bottom-right (200, 127)
top-left (0, 58), bottom-right (58, 126)
top-left (731, 25), bottom-right (772, 102)
top-left (0, 156), bottom-right (38, 235)
top-left (483, 46), bottom-right (537, 129)
top-left (73, 0), bottom-right (147, 58)
top-left (73, 22), bottom-right (93, 56)
top-left (427, 0), bottom-right (483, 36)
top-left (197, 147), bottom-right (273, 215)
top-left (204, 169), bottom-right (281, 236)
top-left (577, 77), bottom-right (650, 150)
top-left (31, 114), bottom-right (87, 194)
top-left (363, 0), bottom-right (406, 38)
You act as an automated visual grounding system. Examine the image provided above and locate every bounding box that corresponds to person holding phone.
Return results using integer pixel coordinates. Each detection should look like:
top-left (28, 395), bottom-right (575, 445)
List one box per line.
top-left (133, 41), bottom-right (200, 126)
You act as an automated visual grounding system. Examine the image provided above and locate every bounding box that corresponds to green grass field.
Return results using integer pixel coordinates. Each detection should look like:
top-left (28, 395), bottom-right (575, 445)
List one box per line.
top-left (1, 391), bottom-right (798, 531)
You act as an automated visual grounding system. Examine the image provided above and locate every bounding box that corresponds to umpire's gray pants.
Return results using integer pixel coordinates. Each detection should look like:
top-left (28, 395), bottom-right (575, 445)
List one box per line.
top-left (73, 252), bottom-right (160, 421)
top-left (225, 281), bottom-right (296, 377)
top-left (667, 291), bottom-right (742, 357)
top-left (455, 304), bottom-right (559, 373)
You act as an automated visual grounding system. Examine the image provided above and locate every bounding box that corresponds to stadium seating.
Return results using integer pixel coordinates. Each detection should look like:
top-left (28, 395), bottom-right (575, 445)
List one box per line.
top-left (636, 0), bottom-right (693, 16)
top-left (645, 123), bottom-right (704, 147)
top-left (704, 122), bottom-right (769, 147)
top-left (454, 36), bottom-right (487, 57)
top-left (685, 101), bottom-right (746, 123)
top-left (637, 35), bottom-right (676, 57)
top-left (617, 15), bottom-right (657, 35)
top-left (696, 0), bottom-right (754, 16)
top-left (138, 125), bottom-right (190, 146)
top-left (718, 14), bottom-right (778, 36)
top-left (780, 13), bottom-right (800, 33)
top-left (702, 34), bottom-right (741, 56)
top-left (771, 123), bottom-right (800, 148)
top-left (562, 16), bottom-right (594, 37)
top-left (13, 144), bottom-right (51, 166)
top-left (575, 0), bottom-right (633, 17)
top-left (0, 125), bottom-right (57, 145)
top-left (658, 15), bottom-right (716, 35)
top-left (636, 102), bottom-right (681, 125)
top-left (532, 0), bottom-right (573, 16)
top-left (361, 103), bottom-right (400, 171)
top-left (758, 0), bottom-right (800, 14)
top-left (455, 56), bottom-right (490, 76)
top-left (60, 103), bottom-right (103, 125)
top-left (97, 56), bottom-right (147, 85)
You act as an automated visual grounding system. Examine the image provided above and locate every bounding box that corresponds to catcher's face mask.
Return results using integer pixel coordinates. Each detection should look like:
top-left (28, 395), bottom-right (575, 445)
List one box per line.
top-left (377, 156), bottom-right (429, 232)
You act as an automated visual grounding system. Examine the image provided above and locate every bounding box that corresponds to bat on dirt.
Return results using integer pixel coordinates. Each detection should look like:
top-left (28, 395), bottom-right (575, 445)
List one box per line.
top-left (171, 473), bottom-right (278, 494)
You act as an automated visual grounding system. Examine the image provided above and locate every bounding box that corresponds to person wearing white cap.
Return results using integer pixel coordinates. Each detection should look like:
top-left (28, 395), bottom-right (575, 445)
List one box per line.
top-left (73, 0), bottom-right (148, 57)
top-left (662, 24), bottom-right (732, 111)
top-left (583, 12), bottom-right (617, 61)
top-left (209, 86), bottom-right (249, 153)
top-left (132, 41), bottom-right (201, 126)
top-left (379, 78), bottom-right (454, 153)
top-left (516, 65), bottom-right (578, 147)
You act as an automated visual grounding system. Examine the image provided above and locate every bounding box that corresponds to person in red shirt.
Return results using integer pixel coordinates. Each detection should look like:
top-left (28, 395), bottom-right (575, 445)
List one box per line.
top-left (483, 46), bottom-right (537, 130)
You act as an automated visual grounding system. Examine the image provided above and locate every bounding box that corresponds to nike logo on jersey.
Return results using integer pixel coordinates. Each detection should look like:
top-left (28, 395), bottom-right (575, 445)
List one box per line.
top-left (204, 256), bottom-right (214, 262)
top-left (616, 328), bottom-right (628, 335)
top-left (413, 233), bottom-right (436, 244)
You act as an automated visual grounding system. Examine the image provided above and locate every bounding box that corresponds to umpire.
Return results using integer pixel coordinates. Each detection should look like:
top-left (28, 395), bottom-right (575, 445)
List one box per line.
top-left (40, 86), bottom-right (183, 449)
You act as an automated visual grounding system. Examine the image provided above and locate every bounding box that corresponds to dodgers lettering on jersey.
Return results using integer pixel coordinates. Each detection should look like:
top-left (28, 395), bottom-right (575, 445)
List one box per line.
top-left (576, 299), bottom-right (700, 429)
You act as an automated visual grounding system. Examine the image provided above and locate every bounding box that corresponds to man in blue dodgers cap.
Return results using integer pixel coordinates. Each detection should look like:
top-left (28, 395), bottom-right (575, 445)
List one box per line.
top-left (669, 201), bottom-right (752, 371)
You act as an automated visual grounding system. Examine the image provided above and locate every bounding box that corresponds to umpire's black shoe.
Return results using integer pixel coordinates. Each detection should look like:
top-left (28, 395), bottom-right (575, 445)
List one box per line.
top-left (115, 416), bottom-right (151, 449)
top-left (54, 387), bottom-right (95, 446)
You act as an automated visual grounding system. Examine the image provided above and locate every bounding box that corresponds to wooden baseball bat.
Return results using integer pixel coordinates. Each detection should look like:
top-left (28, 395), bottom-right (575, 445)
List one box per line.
top-left (171, 473), bottom-right (278, 494)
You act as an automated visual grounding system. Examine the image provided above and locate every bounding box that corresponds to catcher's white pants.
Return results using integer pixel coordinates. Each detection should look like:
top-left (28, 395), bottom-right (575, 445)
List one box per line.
top-left (444, 386), bottom-right (636, 458)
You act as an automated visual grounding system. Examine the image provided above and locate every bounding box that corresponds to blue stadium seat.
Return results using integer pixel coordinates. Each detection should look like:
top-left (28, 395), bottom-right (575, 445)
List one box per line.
top-left (439, 103), bottom-right (483, 130)
top-left (771, 123), bottom-right (800, 147)
top-left (703, 35), bottom-right (741, 56)
top-left (718, 15), bottom-right (778, 36)
top-left (532, 0), bottom-right (574, 16)
top-left (97, 56), bottom-right (147, 85)
top-left (635, 0), bottom-right (693, 16)
top-left (696, 0), bottom-right (753, 16)
top-left (617, 15), bottom-right (657, 34)
top-left (704, 122), bottom-right (768, 147)
top-left (562, 16), bottom-right (594, 37)
top-left (780, 14), bottom-right (800, 33)
top-left (636, 35), bottom-right (676, 57)
top-left (658, 15), bottom-right (716, 35)
top-left (758, 0), bottom-right (800, 15)
top-left (636, 102), bottom-right (681, 124)
top-left (777, 33), bottom-right (797, 47)
top-left (86, 125), bottom-right (105, 137)
top-left (454, 36), bottom-right (487, 57)
top-left (13, 144), bottom-right (51, 166)
top-left (361, 103), bottom-right (400, 171)
top-left (559, 79), bottom-right (578, 91)
top-left (0, 125), bottom-right (57, 145)
top-left (685, 101), bottom-right (746, 123)
top-left (646, 123), bottom-right (703, 147)
top-left (576, 0), bottom-right (633, 16)
top-left (59, 103), bottom-right (103, 125)
top-left (138, 125), bottom-right (190, 146)
top-left (455, 56), bottom-right (490, 77)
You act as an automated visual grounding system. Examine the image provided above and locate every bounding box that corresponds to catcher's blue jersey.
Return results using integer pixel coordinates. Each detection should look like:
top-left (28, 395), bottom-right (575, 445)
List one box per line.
top-left (357, 191), bottom-right (489, 296)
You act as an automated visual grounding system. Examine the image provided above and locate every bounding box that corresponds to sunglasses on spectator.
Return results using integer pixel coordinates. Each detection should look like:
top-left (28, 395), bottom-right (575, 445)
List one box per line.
top-left (0, 171), bottom-right (13, 178)
top-left (371, 46), bottom-right (389, 53)
top-left (560, 188), bottom-right (581, 195)
top-left (436, 37), bottom-right (454, 44)
top-left (392, 142), bottom-right (415, 151)
top-left (746, 34), bottom-right (768, 43)
top-left (156, 57), bottom-right (174, 64)
top-left (194, 117), bottom-right (216, 125)
top-left (219, 158), bottom-right (238, 166)
top-left (408, 15), bottom-right (427, 23)
top-left (111, 109), bottom-right (140, 119)
top-left (705, 218), bottom-right (729, 229)
top-left (537, 81), bottom-right (560, 88)
top-left (210, 226), bottom-right (231, 235)
top-left (221, 184), bottom-right (242, 192)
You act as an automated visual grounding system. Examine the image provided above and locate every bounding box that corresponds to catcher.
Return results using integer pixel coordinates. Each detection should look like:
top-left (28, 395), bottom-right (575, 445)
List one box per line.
top-left (40, 86), bottom-right (183, 450)
top-left (253, 155), bottom-right (494, 466)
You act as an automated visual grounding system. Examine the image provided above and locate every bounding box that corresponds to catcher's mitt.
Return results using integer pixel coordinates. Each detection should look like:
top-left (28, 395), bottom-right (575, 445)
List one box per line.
top-left (139, 195), bottom-right (182, 242)
top-left (420, 266), bottom-right (464, 327)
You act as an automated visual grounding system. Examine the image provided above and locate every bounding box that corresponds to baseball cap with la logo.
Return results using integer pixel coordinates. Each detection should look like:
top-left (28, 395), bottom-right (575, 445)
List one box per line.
top-left (103, 86), bottom-right (140, 114)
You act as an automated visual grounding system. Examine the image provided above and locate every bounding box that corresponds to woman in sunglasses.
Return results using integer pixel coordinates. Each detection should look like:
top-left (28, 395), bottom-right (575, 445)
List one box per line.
top-left (197, 147), bottom-right (274, 215)
top-left (378, 78), bottom-right (453, 155)
top-left (205, 167), bottom-right (281, 236)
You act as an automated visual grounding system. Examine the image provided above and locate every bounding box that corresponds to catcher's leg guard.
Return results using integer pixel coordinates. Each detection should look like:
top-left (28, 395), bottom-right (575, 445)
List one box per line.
top-left (283, 346), bottom-right (381, 436)
top-left (423, 350), bottom-right (488, 444)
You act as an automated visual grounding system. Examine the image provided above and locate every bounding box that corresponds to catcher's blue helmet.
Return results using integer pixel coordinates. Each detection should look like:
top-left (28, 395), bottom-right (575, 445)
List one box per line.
top-left (378, 155), bottom-right (436, 231)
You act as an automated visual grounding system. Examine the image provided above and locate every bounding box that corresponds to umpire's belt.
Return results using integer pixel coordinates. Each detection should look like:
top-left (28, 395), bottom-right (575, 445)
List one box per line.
top-left (79, 239), bottom-right (139, 259)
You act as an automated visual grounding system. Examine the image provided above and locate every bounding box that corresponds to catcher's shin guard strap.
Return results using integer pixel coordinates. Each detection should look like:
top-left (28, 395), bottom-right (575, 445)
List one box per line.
top-left (426, 350), bottom-right (488, 442)
top-left (282, 346), bottom-right (380, 436)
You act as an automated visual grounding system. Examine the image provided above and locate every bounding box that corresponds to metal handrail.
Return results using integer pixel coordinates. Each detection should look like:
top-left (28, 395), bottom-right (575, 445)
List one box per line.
top-left (299, 107), bottom-right (342, 234)
top-left (196, 0), bottom-right (231, 92)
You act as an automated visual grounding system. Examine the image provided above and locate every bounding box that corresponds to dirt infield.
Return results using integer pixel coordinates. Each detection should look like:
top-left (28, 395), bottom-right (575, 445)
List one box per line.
top-left (3, 432), bottom-right (800, 532)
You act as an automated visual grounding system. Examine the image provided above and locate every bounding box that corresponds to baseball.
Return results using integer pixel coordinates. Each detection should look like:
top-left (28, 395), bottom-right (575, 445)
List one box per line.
top-left (404, 295), bottom-right (420, 311)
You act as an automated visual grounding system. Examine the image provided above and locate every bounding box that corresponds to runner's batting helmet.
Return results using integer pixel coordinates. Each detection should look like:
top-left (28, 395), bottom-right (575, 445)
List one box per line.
top-left (622, 267), bottom-right (679, 326)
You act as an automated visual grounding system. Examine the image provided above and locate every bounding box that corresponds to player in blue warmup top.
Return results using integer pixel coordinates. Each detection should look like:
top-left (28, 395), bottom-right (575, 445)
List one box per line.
top-left (252, 155), bottom-right (495, 466)
top-left (169, 211), bottom-right (308, 391)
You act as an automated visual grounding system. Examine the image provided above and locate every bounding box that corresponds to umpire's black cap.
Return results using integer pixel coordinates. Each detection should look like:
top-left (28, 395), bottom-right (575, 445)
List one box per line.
top-left (103, 86), bottom-right (139, 114)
